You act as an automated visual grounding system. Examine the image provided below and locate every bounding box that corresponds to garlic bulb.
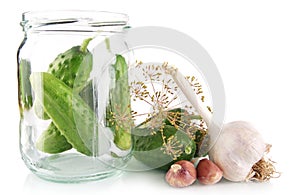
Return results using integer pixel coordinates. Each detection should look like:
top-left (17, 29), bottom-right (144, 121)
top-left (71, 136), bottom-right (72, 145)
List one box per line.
top-left (165, 65), bottom-right (278, 182)
top-left (209, 121), bottom-right (275, 181)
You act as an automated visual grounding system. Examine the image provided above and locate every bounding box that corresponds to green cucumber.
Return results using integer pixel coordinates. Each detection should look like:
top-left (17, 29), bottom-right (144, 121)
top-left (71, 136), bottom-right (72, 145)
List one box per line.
top-left (18, 59), bottom-right (33, 111)
top-left (36, 122), bottom-right (72, 154)
top-left (106, 55), bottom-right (133, 150)
top-left (35, 38), bottom-right (93, 154)
top-left (36, 38), bottom-right (93, 120)
top-left (48, 38), bottom-right (93, 92)
top-left (30, 72), bottom-right (96, 156)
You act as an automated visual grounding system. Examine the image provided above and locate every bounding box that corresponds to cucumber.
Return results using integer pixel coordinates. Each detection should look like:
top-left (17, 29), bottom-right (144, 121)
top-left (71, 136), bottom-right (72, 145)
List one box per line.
top-left (30, 72), bottom-right (96, 156)
top-left (18, 59), bottom-right (33, 111)
top-left (36, 38), bottom-right (93, 119)
top-left (48, 38), bottom-right (93, 92)
top-left (106, 55), bottom-right (133, 150)
top-left (35, 38), bottom-right (93, 154)
top-left (36, 122), bottom-right (72, 154)
top-left (132, 125), bottom-right (196, 171)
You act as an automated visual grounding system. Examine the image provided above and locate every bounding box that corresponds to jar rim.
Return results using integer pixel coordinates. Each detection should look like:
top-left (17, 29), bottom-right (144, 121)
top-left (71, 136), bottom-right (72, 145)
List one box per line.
top-left (21, 10), bottom-right (129, 33)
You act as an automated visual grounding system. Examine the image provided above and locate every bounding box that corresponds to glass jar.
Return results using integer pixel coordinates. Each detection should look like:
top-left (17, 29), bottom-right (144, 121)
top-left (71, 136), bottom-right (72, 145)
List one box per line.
top-left (17, 10), bottom-right (132, 183)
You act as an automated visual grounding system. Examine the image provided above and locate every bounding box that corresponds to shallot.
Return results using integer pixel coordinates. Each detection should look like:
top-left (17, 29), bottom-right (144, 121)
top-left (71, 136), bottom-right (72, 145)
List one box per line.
top-left (165, 160), bottom-right (197, 187)
top-left (197, 158), bottom-right (223, 184)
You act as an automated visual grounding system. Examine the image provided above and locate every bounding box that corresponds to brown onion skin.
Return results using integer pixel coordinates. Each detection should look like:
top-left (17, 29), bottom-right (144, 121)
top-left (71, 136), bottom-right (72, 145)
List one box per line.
top-left (165, 160), bottom-right (197, 188)
top-left (197, 159), bottom-right (223, 185)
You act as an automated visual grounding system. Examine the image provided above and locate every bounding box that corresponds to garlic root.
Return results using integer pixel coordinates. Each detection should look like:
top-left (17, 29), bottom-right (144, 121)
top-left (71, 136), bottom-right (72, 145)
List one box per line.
top-left (246, 147), bottom-right (280, 182)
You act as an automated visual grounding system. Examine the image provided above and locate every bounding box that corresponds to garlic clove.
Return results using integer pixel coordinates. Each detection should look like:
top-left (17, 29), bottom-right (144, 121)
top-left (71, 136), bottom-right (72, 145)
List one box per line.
top-left (165, 160), bottom-right (197, 187)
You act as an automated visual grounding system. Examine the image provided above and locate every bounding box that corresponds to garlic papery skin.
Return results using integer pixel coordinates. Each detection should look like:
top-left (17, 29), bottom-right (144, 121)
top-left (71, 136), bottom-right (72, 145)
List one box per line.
top-left (209, 121), bottom-right (269, 182)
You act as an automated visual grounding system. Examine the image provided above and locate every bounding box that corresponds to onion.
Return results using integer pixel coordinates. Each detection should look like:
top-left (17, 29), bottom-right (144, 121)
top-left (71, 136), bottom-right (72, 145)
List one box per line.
top-left (165, 65), bottom-right (279, 182)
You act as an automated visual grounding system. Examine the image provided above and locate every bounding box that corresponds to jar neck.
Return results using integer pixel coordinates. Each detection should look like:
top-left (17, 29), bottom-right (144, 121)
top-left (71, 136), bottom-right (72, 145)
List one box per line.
top-left (21, 10), bottom-right (129, 35)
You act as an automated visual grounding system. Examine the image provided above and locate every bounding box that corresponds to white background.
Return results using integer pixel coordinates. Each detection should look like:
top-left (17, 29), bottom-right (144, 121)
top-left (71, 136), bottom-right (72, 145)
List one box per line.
top-left (1, 0), bottom-right (299, 194)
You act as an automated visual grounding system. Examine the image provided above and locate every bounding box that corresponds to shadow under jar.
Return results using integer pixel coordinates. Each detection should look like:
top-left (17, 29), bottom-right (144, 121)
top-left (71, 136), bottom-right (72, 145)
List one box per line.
top-left (17, 10), bottom-right (133, 183)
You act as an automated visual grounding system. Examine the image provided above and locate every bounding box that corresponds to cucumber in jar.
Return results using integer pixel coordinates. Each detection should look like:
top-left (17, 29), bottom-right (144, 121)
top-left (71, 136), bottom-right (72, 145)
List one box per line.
top-left (31, 72), bottom-right (96, 156)
top-left (18, 59), bottom-right (33, 112)
top-left (35, 38), bottom-right (94, 154)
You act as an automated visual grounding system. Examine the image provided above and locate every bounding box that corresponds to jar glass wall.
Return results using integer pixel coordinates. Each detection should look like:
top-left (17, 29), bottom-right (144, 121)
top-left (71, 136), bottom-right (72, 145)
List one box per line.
top-left (17, 10), bottom-right (132, 183)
